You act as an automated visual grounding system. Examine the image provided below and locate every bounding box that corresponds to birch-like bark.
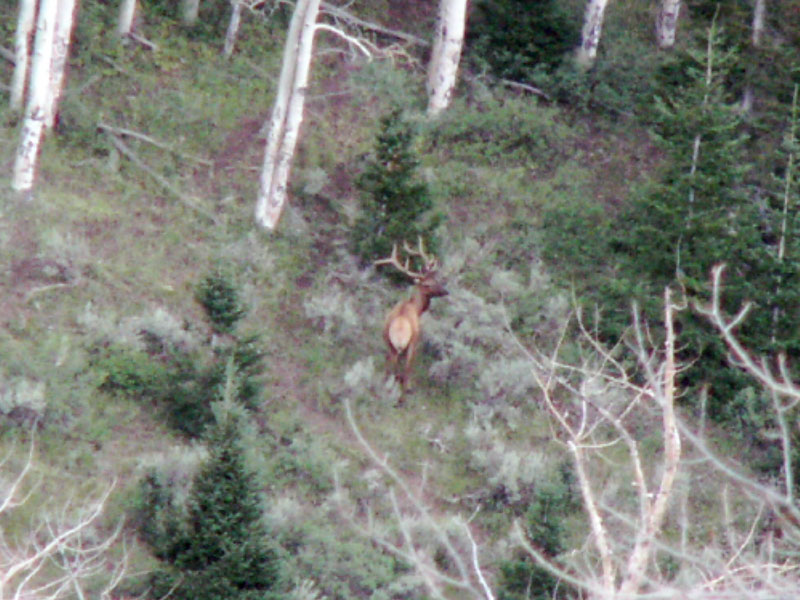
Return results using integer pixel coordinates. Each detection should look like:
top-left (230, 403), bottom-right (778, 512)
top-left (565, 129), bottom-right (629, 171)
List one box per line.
top-left (618, 289), bottom-right (682, 596)
top-left (576, 0), bottom-right (608, 66)
top-left (182, 0), bottom-right (200, 25)
top-left (223, 0), bottom-right (243, 57)
top-left (117, 0), bottom-right (137, 37)
top-left (427, 0), bottom-right (468, 117)
top-left (10, 0), bottom-right (38, 112)
top-left (741, 0), bottom-right (766, 114)
top-left (656, 0), bottom-right (681, 49)
top-left (255, 0), bottom-right (321, 229)
top-left (12, 0), bottom-right (59, 194)
top-left (45, 0), bottom-right (77, 129)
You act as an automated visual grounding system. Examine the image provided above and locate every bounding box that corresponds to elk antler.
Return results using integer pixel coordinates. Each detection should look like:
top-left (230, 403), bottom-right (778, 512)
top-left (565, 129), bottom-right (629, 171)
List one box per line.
top-left (402, 237), bottom-right (438, 273)
top-left (374, 237), bottom-right (437, 279)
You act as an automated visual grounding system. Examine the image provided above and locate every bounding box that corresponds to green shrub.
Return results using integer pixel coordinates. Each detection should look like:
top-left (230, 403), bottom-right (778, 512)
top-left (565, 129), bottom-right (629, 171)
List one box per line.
top-left (465, 0), bottom-right (579, 81)
top-left (95, 272), bottom-right (264, 438)
top-left (136, 468), bottom-right (185, 562)
top-left (497, 465), bottom-right (578, 600)
top-left (427, 95), bottom-right (570, 168)
top-left (96, 345), bottom-right (170, 398)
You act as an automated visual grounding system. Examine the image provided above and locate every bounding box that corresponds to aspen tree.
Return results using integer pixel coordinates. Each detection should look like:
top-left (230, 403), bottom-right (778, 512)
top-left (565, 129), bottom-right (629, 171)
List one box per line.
top-left (576, 0), bottom-right (608, 66)
top-left (656, 0), bottom-right (681, 49)
top-left (46, 0), bottom-right (76, 129)
top-left (117, 0), bottom-right (137, 37)
top-left (427, 0), bottom-right (468, 116)
top-left (255, 0), bottom-right (321, 229)
top-left (12, 0), bottom-right (59, 194)
top-left (10, 0), bottom-right (37, 112)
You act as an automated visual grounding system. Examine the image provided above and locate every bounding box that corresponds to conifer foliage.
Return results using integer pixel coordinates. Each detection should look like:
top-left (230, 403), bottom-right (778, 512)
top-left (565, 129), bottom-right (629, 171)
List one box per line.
top-left (612, 24), bottom-right (800, 421)
top-left (144, 406), bottom-right (281, 600)
top-left (351, 109), bottom-right (442, 272)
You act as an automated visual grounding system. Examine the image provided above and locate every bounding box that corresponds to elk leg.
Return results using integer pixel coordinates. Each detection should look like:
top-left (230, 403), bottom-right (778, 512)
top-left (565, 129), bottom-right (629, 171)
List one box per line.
top-left (401, 342), bottom-right (417, 394)
top-left (385, 350), bottom-right (400, 382)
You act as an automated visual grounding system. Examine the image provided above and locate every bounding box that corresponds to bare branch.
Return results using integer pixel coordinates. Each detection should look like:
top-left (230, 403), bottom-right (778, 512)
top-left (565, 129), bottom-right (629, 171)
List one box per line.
top-left (101, 128), bottom-right (219, 224)
top-left (319, 2), bottom-right (428, 47)
top-left (314, 23), bottom-right (374, 59)
top-left (0, 447), bottom-right (125, 600)
top-left (0, 434), bottom-right (38, 514)
top-left (345, 398), bottom-right (495, 600)
top-left (97, 122), bottom-right (213, 167)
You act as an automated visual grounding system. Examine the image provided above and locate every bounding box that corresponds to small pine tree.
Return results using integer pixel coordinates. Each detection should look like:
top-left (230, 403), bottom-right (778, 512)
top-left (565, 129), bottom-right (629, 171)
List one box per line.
top-left (196, 270), bottom-right (246, 335)
top-left (351, 109), bottom-right (442, 272)
top-left (148, 403), bottom-right (281, 600)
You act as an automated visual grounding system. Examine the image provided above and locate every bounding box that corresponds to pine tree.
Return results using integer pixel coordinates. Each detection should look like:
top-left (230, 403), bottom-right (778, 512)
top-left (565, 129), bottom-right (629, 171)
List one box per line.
top-left (610, 23), bottom-right (769, 413)
top-left (351, 109), bottom-right (442, 272)
top-left (149, 404), bottom-right (281, 600)
top-left (607, 23), bottom-right (800, 432)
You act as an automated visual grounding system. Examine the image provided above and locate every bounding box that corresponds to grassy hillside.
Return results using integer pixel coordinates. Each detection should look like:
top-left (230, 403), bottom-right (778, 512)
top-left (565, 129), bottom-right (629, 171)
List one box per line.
top-left (1, 1), bottom-right (799, 598)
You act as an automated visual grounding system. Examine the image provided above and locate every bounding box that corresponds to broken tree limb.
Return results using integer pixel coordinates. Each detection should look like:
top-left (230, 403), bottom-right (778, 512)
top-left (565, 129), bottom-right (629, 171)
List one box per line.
top-left (102, 128), bottom-right (218, 224)
top-left (320, 2), bottom-right (428, 47)
top-left (97, 122), bottom-right (213, 168)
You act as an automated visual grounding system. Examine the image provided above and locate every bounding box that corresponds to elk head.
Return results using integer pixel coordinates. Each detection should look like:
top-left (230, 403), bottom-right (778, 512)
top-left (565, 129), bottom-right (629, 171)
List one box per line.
top-left (375, 239), bottom-right (448, 403)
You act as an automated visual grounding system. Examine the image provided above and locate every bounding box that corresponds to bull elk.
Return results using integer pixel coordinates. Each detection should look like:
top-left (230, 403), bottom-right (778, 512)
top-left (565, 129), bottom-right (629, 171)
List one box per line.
top-left (375, 239), bottom-right (448, 402)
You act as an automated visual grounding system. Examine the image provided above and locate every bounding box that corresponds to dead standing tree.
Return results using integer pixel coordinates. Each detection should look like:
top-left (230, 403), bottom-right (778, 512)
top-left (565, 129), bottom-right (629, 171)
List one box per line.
top-left (0, 435), bottom-right (126, 600)
top-left (517, 273), bottom-right (800, 598)
top-left (11, 0), bottom-right (78, 195)
top-left (516, 288), bottom-right (683, 599)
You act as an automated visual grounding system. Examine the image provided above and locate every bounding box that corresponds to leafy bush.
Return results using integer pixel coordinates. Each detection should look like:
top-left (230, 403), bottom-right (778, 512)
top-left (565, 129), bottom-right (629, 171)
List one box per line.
top-left (96, 343), bottom-right (166, 397)
top-left (465, 0), bottom-right (579, 81)
top-left (426, 95), bottom-right (570, 168)
top-left (497, 465), bottom-right (577, 600)
top-left (95, 271), bottom-right (265, 437)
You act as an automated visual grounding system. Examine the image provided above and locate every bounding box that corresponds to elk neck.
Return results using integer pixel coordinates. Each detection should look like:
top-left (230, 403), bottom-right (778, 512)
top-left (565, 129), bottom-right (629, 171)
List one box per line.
top-left (411, 286), bottom-right (432, 315)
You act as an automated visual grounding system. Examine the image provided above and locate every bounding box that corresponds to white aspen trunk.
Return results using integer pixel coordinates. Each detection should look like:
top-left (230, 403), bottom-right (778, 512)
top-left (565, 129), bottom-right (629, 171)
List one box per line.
top-left (117, 0), bottom-right (137, 37)
top-left (752, 0), bottom-right (766, 46)
top-left (655, 0), bottom-right (681, 49)
top-left (223, 0), bottom-right (242, 58)
top-left (12, 0), bottom-right (59, 194)
top-left (10, 0), bottom-right (38, 112)
top-left (45, 0), bottom-right (77, 130)
top-left (742, 0), bottom-right (766, 113)
top-left (254, 0), bottom-right (321, 230)
top-left (576, 0), bottom-right (609, 66)
top-left (427, 0), bottom-right (468, 117)
top-left (182, 0), bottom-right (200, 25)
top-left (618, 289), bottom-right (681, 596)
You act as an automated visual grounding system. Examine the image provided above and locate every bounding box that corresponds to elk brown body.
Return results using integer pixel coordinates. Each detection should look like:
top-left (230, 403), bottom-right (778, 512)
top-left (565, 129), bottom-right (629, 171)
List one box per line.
top-left (376, 241), bottom-right (448, 402)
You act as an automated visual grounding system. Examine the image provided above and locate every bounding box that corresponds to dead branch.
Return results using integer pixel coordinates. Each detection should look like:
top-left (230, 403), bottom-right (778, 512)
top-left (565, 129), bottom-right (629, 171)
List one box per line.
top-left (97, 122), bottom-right (213, 167)
top-left (101, 127), bottom-right (218, 225)
top-left (0, 436), bottom-right (126, 600)
top-left (499, 78), bottom-right (552, 101)
top-left (344, 398), bottom-right (493, 600)
top-left (314, 23), bottom-right (375, 59)
top-left (319, 2), bottom-right (428, 47)
top-left (510, 287), bottom-right (684, 599)
top-left (125, 32), bottom-right (158, 50)
top-left (0, 46), bottom-right (14, 64)
top-left (694, 264), bottom-right (800, 509)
